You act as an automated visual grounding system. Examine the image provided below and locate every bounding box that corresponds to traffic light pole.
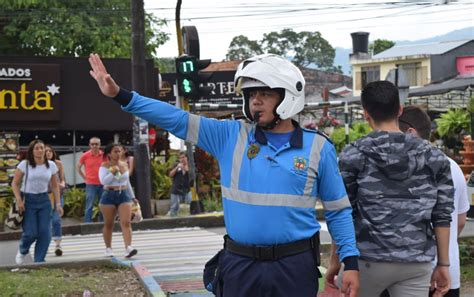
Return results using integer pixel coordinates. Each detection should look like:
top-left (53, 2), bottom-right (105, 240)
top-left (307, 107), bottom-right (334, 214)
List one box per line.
top-left (131, 0), bottom-right (152, 218)
top-left (175, 1), bottom-right (202, 213)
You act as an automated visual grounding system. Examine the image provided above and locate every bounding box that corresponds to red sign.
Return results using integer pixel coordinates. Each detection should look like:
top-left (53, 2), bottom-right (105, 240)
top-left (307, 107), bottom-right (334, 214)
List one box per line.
top-left (149, 127), bottom-right (156, 146)
top-left (457, 56), bottom-right (474, 76)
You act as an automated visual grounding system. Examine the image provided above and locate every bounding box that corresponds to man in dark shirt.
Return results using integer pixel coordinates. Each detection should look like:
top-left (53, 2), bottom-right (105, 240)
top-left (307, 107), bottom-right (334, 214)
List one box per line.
top-left (167, 152), bottom-right (191, 217)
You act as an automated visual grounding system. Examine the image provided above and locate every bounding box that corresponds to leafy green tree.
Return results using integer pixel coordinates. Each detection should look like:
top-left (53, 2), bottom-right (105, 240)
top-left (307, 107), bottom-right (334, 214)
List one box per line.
top-left (262, 29), bottom-right (335, 69)
top-left (369, 39), bottom-right (395, 55)
top-left (156, 57), bottom-right (176, 73)
top-left (0, 0), bottom-right (169, 58)
top-left (226, 35), bottom-right (263, 61)
top-left (226, 28), bottom-right (336, 70)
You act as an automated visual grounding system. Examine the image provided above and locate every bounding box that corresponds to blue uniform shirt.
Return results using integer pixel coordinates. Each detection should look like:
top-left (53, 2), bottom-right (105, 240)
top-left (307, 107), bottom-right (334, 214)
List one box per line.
top-left (122, 92), bottom-right (359, 261)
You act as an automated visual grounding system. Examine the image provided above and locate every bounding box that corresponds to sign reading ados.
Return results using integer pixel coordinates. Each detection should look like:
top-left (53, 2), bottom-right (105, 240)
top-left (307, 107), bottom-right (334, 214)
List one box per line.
top-left (0, 63), bottom-right (61, 121)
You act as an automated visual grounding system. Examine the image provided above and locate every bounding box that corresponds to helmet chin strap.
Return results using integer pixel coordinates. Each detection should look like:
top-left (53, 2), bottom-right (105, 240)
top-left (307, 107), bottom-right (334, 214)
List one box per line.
top-left (253, 108), bottom-right (281, 130)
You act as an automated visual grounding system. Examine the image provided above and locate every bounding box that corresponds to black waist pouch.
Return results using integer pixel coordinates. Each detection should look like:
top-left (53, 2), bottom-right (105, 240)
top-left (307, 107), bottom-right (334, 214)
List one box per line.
top-left (203, 249), bottom-right (223, 295)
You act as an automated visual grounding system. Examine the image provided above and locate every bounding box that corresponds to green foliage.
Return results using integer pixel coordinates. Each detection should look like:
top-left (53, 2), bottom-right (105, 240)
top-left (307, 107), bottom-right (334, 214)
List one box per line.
top-left (200, 193), bottom-right (223, 212)
top-left (156, 57), bottom-right (176, 73)
top-left (459, 237), bottom-right (474, 265)
top-left (0, 186), bottom-right (15, 225)
top-left (63, 187), bottom-right (85, 219)
top-left (226, 35), bottom-right (264, 61)
top-left (434, 109), bottom-right (470, 137)
top-left (150, 156), bottom-right (177, 200)
top-left (0, 0), bottom-right (169, 58)
top-left (226, 28), bottom-right (336, 70)
top-left (369, 39), bottom-right (395, 55)
top-left (330, 122), bottom-right (373, 153)
top-left (467, 96), bottom-right (474, 114)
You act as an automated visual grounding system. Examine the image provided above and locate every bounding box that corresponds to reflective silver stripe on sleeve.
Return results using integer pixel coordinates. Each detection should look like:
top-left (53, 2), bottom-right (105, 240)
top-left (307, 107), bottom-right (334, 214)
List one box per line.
top-left (222, 186), bottom-right (317, 208)
top-left (303, 134), bottom-right (326, 196)
top-left (186, 114), bottom-right (200, 144)
top-left (321, 195), bottom-right (351, 211)
top-left (230, 122), bottom-right (250, 189)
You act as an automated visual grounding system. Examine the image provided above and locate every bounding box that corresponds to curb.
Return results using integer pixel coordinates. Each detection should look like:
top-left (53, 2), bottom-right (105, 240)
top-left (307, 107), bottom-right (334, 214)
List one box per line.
top-left (132, 261), bottom-right (166, 297)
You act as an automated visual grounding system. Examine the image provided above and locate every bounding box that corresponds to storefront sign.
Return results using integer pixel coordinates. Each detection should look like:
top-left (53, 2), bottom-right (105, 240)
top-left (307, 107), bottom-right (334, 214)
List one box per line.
top-left (0, 63), bottom-right (61, 121)
top-left (158, 71), bottom-right (243, 109)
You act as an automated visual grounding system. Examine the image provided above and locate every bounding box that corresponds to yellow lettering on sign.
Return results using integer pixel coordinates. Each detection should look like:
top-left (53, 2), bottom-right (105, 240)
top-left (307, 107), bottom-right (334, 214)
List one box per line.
top-left (0, 89), bottom-right (18, 109)
top-left (0, 83), bottom-right (55, 111)
top-left (33, 91), bottom-right (53, 110)
top-left (19, 83), bottom-right (33, 110)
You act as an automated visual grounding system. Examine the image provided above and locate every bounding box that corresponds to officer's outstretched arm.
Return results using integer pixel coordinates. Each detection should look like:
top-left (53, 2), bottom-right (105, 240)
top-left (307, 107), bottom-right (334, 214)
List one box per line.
top-left (89, 53), bottom-right (120, 98)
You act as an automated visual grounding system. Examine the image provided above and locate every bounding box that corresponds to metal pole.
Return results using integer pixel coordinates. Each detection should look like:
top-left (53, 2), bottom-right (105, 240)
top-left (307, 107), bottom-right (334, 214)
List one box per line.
top-left (344, 101), bottom-right (350, 145)
top-left (131, 0), bottom-right (152, 218)
top-left (175, 0), bottom-right (201, 214)
top-left (72, 130), bottom-right (77, 188)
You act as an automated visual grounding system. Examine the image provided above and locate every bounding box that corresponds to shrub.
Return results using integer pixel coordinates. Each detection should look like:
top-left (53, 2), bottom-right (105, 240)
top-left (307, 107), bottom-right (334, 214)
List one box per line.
top-left (150, 155), bottom-right (176, 200)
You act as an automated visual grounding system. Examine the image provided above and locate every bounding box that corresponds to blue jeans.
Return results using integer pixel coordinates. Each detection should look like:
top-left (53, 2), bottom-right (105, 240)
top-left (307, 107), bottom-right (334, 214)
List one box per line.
top-left (169, 192), bottom-right (192, 216)
top-left (100, 189), bottom-right (133, 206)
top-left (51, 196), bottom-right (64, 241)
top-left (84, 184), bottom-right (103, 223)
top-left (19, 192), bottom-right (52, 263)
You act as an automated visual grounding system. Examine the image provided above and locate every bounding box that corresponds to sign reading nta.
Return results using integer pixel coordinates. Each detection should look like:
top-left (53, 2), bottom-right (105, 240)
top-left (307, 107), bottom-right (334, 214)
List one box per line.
top-left (0, 63), bottom-right (61, 121)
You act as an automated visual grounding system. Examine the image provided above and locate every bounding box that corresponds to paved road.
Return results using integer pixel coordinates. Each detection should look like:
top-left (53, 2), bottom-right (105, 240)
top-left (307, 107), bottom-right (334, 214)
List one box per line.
top-left (1, 220), bottom-right (473, 296)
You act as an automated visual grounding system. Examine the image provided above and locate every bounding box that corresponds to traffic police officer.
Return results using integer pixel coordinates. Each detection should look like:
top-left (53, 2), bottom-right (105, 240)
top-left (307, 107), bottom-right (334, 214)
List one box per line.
top-left (88, 53), bottom-right (360, 297)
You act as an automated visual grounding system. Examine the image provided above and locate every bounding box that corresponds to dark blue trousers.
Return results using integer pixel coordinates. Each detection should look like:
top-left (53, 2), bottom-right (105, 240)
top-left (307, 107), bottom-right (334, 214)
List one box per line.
top-left (217, 249), bottom-right (319, 297)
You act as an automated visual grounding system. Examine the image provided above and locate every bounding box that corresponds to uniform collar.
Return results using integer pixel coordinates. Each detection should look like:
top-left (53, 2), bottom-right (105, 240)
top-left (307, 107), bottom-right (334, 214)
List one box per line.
top-left (254, 120), bottom-right (303, 148)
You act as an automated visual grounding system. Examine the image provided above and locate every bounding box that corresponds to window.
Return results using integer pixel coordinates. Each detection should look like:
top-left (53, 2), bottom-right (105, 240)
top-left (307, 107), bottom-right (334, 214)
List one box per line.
top-left (397, 62), bottom-right (427, 86)
top-left (360, 66), bottom-right (380, 89)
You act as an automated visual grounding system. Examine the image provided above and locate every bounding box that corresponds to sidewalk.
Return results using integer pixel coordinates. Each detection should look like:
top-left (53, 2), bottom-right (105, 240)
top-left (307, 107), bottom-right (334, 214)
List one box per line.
top-left (1, 214), bottom-right (473, 297)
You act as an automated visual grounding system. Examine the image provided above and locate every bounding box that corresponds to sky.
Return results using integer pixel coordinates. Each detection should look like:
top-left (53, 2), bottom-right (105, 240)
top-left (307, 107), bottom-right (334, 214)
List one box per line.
top-left (145, 0), bottom-right (474, 61)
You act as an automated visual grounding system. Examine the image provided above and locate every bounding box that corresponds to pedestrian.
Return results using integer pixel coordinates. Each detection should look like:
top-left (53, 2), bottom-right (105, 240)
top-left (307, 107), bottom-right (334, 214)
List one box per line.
top-left (120, 145), bottom-right (135, 176)
top-left (99, 143), bottom-right (137, 258)
top-left (167, 151), bottom-right (192, 217)
top-left (398, 105), bottom-right (470, 297)
top-left (12, 139), bottom-right (63, 264)
top-left (325, 81), bottom-right (454, 297)
top-left (77, 137), bottom-right (103, 223)
top-left (89, 53), bottom-right (359, 296)
top-left (45, 144), bottom-right (67, 256)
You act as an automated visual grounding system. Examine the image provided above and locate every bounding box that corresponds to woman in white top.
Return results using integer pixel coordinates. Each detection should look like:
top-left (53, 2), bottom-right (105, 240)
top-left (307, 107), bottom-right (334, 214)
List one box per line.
top-left (12, 139), bottom-right (63, 264)
top-left (99, 143), bottom-right (137, 258)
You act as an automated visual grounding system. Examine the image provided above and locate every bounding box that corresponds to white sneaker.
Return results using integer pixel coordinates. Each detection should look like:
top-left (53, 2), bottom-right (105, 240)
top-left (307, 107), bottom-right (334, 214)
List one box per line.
top-left (124, 246), bottom-right (137, 258)
top-left (104, 248), bottom-right (114, 257)
top-left (15, 250), bottom-right (27, 265)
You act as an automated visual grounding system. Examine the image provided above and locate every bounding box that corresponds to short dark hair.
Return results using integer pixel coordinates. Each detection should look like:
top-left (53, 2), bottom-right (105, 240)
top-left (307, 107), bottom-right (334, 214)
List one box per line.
top-left (399, 105), bottom-right (431, 140)
top-left (361, 80), bottom-right (400, 122)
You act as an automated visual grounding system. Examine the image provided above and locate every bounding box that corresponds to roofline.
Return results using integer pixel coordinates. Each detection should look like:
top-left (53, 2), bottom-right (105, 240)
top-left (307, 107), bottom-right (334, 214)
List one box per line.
top-left (351, 54), bottom-right (431, 65)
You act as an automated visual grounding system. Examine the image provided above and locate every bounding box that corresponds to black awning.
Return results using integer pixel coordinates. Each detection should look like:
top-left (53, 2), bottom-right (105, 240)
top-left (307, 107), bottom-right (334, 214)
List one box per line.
top-left (409, 76), bottom-right (474, 97)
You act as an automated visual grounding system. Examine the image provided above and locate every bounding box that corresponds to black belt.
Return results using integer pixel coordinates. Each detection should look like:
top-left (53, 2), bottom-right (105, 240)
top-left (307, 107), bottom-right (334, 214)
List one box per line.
top-left (224, 232), bottom-right (319, 261)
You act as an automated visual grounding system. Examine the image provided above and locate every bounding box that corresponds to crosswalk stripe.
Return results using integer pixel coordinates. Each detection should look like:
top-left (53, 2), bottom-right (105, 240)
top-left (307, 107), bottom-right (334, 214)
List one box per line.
top-left (43, 227), bottom-right (224, 282)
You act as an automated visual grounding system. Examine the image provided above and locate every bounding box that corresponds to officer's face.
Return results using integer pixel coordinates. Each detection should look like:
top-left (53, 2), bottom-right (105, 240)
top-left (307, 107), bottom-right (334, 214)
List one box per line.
top-left (248, 89), bottom-right (281, 125)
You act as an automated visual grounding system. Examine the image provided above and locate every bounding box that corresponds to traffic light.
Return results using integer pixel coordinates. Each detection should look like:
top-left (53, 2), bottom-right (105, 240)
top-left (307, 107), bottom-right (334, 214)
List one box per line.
top-left (175, 55), bottom-right (213, 100)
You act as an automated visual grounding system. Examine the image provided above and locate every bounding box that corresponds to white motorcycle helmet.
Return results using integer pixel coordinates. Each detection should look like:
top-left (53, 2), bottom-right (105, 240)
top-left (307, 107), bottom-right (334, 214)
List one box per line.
top-left (234, 54), bottom-right (305, 122)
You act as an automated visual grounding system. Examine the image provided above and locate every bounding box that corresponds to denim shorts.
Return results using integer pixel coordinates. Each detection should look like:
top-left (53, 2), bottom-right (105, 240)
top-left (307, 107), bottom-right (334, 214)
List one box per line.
top-left (100, 189), bottom-right (132, 206)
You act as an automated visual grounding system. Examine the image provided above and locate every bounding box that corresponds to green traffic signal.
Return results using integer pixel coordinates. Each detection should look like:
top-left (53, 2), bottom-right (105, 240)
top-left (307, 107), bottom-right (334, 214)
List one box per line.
top-left (182, 79), bottom-right (193, 94)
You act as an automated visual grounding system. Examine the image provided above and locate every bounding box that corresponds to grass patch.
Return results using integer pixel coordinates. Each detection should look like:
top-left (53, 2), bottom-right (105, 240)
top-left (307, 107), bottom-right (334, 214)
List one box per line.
top-left (0, 262), bottom-right (143, 296)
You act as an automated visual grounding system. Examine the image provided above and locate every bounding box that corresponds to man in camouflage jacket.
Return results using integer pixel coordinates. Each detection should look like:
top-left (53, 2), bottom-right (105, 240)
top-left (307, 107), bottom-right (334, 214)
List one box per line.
top-left (325, 80), bottom-right (454, 297)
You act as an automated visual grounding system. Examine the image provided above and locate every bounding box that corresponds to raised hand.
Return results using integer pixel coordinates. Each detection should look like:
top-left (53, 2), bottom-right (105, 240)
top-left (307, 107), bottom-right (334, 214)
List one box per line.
top-left (88, 53), bottom-right (120, 98)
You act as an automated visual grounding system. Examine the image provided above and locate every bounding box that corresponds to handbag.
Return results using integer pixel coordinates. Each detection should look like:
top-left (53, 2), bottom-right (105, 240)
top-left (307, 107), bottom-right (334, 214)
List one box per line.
top-left (4, 161), bottom-right (28, 229)
top-left (131, 200), bottom-right (143, 222)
